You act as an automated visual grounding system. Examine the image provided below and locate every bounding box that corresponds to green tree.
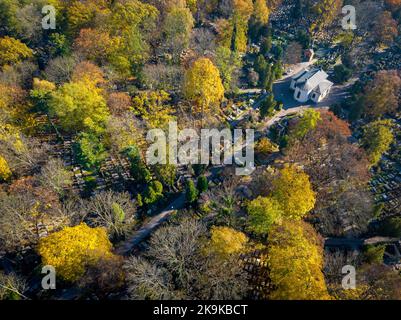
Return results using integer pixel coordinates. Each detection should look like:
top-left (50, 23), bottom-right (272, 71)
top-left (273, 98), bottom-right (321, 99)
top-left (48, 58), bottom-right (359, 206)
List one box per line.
top-left (361, 120), bottom-right (394, 166)
top-left (246, 196), bottom-right (283, 235)
top-left (289, 109), bottom-right (321, 141)
top-left (124, 146), bottom-right (152, 184)
top-left (197, 175), bottom-right (208, 193)
top-left (215, 46), bottom-right (241, 92)
top-left (186, 179), bottom-right (198, 204)
top-left (74, 132), bottom-right (108, 171)
top-left (260, 95), bottom-right (276, 119)
top-left (333, 64), bottom-right (352, 84)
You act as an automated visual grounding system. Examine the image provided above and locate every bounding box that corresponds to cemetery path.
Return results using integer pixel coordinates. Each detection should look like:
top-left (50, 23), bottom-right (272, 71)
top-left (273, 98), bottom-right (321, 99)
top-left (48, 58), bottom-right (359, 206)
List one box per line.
top-left (115, 193), bottom-right (186, 256)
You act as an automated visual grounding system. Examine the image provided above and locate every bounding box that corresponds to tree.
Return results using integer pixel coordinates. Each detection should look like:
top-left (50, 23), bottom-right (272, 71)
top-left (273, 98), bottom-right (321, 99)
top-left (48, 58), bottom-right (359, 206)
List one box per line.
top-left (288, 109), bottom-right (321, 141)
top-left (0, 272), bottom-right (26, 300)
top-left (310, 0), bottom-right (343, 33)
top-left (82, 191), bottom-right (136, 238)
top-left (152, 162), bottom-right (177, 189)
top-left (332, 64), bottom-right (352, 84)
top-left (249, 0), bottom-right (270, 40)
top-left (361, 120), bottom-right (394, 166)
top-left (124, 146), bottom-right (151, 184)
top-left (206, 226), bottom-right (248, 258)
top-left (37, 223), bottom-right (117, 282)
top-left (284, 111), bottom-right (373, 236)
top-left (247, 196), bottom-right (283, 235)
top-left (215, 46), bottom-right (241, 92)
top-left (260, 95), bottom-right (276, 119)
top-left (143, 180), bottom-right (164, 206)
top-left (267, 220), bottom-right (330, 300)
top-left (124, 218), bottom-right (249, 299)
top-left (73, 28), bottom-right (114, 64)
top-left (107, 92), bottom-right (132, 116)
top-left (372, 11), bottom-right (398, 45)
top-left (132, 90), bottom-right (175, 130)
top-left (163, 7), bottom-right (194, 60)
top-left (385, 0), bottom-right (401, 11)
top-left (73, 132), bottom-right (108, 171)
top-left (186, 180), bottom-right (198, 204)
top-left (0, 155), bottom-right (12, 181)
top-left (71, 61), bottom-right (105, 85)
top-left (0, 36), bottom-right (32, 67)
top-left (184, 58), bottom-right (224, 121)
top-left (38, 158), bottom-right (73, 197)
top-left (49, 81), bottom-right (109, 133)
top-left (255, 137), bottom-right (279, 156)
top-left (363, 70), bottom-right (401, 119)
top-left (197, 175), bottom-right (208, 193)
top-left (270, 165), bottom-right (316, 220)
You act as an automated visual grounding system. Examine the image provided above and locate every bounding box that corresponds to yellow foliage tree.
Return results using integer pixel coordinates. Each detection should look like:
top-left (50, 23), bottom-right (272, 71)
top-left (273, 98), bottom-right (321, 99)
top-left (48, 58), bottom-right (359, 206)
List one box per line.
top-left (0, 155), bottom-right (12, 181)
top-left (267, 220), bottom-right (331, 300)
top-left (207, 226), bottom-right (248, 258)
top-left (49, 81), bottom-right (109, 133)
top-left (246, 196), bottom-right (283, 235)
top-left (184, 58), bottom-right (224, 120)
top-left (271, 165), bottom-right (316, 220)
top-left (37, 223), bottom-right (117, 282)
top-left (0, 36), bottom-right (33, 67)
top-left (252, 0), bottom-right (270, 25)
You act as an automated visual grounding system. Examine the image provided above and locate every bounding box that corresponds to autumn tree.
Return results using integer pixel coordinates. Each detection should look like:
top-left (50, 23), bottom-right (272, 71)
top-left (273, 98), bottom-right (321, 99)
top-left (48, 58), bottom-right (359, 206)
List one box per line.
top-left (206, 226), bottom-right (248, 258)
top-left (49, 81), bottom-right (109, 133)
top-left (71, 61), bottom-right (105, 85)
top-left (184, 58), bottom-right (224, 122)
top-left (215, 46), bottom-right (241, 92)
top-left (362, 70), bottom-right (401, 119)
top-left (385, 0), bottom-right (401, 11)
top-left (107, 92), bottom-right (132, 116)
top-left (163, 7), bottom-right (194, 60)
top-left (361, 120), bottom-right (394, 166)
top-left (38, 223), bottom-right (117, 282)
top-left (284, 111), bottom-right (373, 236)
top-left (0, 155), bottom-right (12, 181)
top-left (288, 109), bottom-right (321, 142)
top-left (267, 220), bottom-right (330, 300)
top-left (124, 218), bottom-right (249, 299)
top-left (249, 0), bottom-right (270, 40)
top-left (132, 90), bottom-right (175, 130)
top-left (73, 28), bottom-right (114, 64)
top-left (270, 165), bottom-right (316, 220)
top-left (0, 36), bottom-right (32, 67)
top-left (372, 11), bottom-right (398, 45)
top-left (247, 196), bottom-right (283, 235)
top-left (309, 0), bottom-right (343, 33)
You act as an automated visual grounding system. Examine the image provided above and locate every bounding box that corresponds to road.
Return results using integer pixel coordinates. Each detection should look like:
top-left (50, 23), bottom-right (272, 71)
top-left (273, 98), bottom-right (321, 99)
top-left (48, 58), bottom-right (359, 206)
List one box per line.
top-left (324, 237), bottom-right (400, 249)
top-left (115, 193), bottom-right (186, 255)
